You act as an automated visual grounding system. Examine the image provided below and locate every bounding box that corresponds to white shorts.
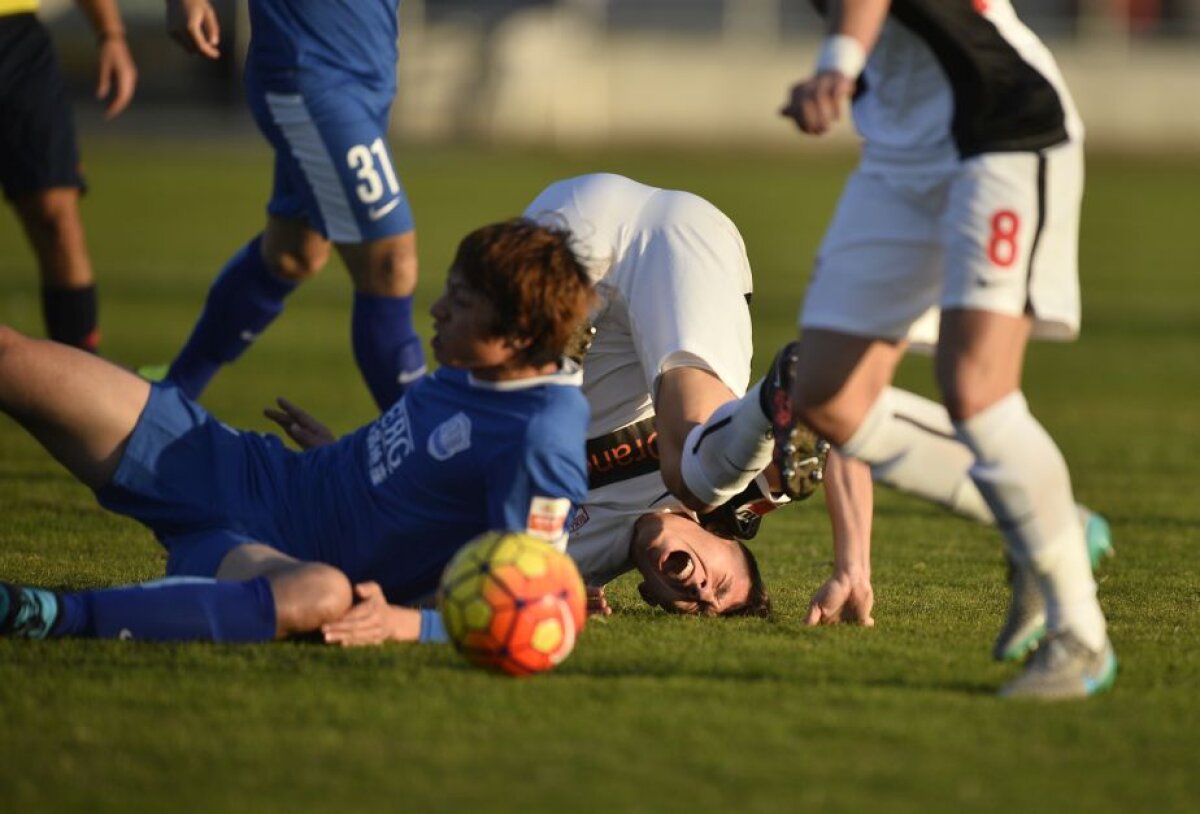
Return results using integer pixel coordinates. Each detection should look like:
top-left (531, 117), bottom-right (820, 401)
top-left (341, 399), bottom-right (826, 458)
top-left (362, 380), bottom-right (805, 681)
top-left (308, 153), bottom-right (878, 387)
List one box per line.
top-left (800, 140), bottom-right (1084, 347)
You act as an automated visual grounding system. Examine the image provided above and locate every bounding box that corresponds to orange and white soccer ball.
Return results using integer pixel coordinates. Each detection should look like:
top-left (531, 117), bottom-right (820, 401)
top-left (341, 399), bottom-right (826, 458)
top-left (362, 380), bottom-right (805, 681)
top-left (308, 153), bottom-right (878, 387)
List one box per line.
top-left (437, 531), bottom-right (587, 676)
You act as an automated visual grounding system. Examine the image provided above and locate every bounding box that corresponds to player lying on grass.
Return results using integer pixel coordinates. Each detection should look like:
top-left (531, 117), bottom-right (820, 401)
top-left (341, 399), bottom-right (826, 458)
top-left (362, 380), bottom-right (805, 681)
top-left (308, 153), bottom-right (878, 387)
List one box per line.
top-left (272, 174), bottom-right (1108, 648)
top-left (0, 219), bottom-right (593, 644)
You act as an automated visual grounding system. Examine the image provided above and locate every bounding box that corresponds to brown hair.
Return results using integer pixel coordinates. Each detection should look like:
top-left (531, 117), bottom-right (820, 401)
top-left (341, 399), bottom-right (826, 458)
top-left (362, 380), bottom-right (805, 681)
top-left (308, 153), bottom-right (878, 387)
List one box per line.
top-left (452, 218), bottom-right (593, 367)
top-left (723, 540), bottom-right (772, 618)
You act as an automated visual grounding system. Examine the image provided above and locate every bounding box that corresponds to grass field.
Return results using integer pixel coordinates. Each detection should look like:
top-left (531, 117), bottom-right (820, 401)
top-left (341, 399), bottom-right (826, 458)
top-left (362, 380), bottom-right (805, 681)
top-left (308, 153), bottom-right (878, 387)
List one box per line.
top-left (1, 138), bottom-right (1198, 813)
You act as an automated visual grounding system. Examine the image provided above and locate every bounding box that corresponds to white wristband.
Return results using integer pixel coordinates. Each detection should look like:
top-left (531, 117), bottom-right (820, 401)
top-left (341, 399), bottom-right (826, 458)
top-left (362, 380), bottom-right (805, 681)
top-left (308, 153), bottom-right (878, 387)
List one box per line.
top-left (816, 34), bottom-right (866, 79)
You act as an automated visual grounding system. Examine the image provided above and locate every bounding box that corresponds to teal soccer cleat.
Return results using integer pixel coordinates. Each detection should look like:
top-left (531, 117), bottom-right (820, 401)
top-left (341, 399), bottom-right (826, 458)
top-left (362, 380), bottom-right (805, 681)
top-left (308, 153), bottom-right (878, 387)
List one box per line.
top-left (999, 632), bottom-right (1118, 699)
top-left (992, 506), bottom-right (1115, 662)
top-left (0, 583), bottom-right (60, 639)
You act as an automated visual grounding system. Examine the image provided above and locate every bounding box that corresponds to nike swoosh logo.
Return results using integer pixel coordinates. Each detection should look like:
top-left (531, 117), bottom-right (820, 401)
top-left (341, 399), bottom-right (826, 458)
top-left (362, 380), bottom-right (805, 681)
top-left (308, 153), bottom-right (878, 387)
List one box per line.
top-left (368, 197), bottom-right (402, 221)
top-left (240, 330), bottom-right (259, 342)
top-left (397, 366), bottom-right (427, 385)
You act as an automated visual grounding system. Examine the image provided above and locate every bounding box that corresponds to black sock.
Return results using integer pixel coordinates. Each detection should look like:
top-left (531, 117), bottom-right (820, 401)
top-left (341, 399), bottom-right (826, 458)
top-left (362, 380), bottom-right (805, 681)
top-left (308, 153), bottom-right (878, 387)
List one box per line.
top-left (42, 284), bottom-right (100, 352)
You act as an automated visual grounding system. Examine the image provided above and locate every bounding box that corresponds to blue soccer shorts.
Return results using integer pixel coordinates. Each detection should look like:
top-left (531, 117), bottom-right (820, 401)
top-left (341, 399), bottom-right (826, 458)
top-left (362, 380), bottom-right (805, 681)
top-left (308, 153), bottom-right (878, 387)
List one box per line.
top-left (94, 385), bottom-right (305, 577)
top-left (244, 63), bottom-right (415, 244)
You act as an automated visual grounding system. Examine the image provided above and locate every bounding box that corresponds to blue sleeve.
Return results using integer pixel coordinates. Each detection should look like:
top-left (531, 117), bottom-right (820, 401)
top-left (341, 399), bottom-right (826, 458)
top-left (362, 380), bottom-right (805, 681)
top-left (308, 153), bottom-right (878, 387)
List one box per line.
top-left (485, 395), bottom-right (589, 539)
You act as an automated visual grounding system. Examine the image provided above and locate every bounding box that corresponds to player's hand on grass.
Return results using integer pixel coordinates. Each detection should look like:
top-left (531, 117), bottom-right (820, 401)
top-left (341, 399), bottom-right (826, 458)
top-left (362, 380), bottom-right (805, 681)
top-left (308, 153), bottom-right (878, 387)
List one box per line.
top-left (264, 397), bottom-right (336, 449)
top-left (804, 570), bottom-right (874, 627)
top-left (167, 0), bottom-right (221, 59)
top-left (780, 72), bottom-right (856, 136)
top-left (322, 581), bottom-right (419, 645)
top-left (586, 585), bottom-right (612, 617)
top-left (95, 34), bottom-right (136, 119)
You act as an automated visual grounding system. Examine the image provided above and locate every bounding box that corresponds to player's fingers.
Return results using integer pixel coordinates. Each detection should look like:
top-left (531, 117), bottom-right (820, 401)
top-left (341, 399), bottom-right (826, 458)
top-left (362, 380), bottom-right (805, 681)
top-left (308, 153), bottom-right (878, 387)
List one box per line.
top-left (355, 581), bottom-right (382, 599)
top-left (803, 601), bottom-right (824, 626)
top-left (191, 12), bottom-right (221, 59)
top-left (106, 66), bottom-right (136, 119)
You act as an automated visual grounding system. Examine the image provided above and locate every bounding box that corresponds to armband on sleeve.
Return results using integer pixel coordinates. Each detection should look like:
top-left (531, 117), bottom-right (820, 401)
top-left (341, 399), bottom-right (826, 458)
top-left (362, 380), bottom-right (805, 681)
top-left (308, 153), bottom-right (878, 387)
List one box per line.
top-left (698, 473), bottom-right (790, 540)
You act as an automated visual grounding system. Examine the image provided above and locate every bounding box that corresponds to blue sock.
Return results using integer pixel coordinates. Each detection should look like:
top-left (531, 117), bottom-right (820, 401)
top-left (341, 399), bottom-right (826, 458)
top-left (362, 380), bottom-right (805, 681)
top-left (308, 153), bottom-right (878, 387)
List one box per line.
top-left (167, 235), bottom-right (297, 399)
top-left (54, 576), bottom-right (277, 643)
top-left (352, 292), bottom-right (427, 410)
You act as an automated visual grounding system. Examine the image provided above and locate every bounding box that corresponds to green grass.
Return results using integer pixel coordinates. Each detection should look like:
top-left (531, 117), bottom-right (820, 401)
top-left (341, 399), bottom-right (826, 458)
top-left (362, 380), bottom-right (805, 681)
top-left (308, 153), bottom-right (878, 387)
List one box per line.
top-left (1, 140), bottom-right (1198, 813)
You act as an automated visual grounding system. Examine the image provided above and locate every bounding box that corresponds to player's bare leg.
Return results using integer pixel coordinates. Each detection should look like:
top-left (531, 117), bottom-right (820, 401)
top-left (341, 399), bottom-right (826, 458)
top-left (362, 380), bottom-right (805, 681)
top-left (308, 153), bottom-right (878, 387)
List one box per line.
top-left (217, 544), bottom-right (353, 637)
top-left (0, 326), bottom-right (148, 489)
top-left (13, 187), bottom-right (101, 351)
top-left (337, 230), bottom-right (425, 409)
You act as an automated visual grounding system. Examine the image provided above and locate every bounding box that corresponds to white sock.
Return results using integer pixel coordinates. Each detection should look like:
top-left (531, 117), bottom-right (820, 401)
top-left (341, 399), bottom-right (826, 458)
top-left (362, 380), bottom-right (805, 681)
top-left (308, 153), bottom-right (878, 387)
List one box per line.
top-left (680, 381), bottom-right (773, 505)
top-left (841, 388), bottom-right (993, 523)
top-left (879, 389), bottom-right (994, 522)
top-left (954, 391), bottom-right (1107, 650)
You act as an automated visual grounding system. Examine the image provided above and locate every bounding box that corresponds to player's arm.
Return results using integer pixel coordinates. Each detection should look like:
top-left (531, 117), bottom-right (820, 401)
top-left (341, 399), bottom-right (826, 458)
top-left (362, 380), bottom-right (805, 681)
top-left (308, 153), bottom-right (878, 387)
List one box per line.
top-left (75, 0), bottom-right (136, 118)
top-left (805, 450), bottom-right (876, 626)
top-left (655, 366), bottom-right (739, 514)
top-left (780, 0), bottom-right (890, 135)
top-left (166, 0), bottom-right (221, 60)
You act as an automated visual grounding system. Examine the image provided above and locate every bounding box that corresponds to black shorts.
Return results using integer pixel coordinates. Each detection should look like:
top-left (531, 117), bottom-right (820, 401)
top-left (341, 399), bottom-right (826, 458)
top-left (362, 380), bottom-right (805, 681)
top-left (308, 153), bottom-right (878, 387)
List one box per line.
top-left (0, 13), bottom-right (83, 201)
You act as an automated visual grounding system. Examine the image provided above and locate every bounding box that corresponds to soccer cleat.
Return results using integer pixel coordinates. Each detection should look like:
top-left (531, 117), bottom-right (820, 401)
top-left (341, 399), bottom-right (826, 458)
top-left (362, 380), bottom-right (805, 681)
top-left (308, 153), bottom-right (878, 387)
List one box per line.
top-left (992, 505), bottom-right (1115, 662)
top-left (1080, 507), bottom-right (1114, 570)
top-left (136, 363), bottom-right (170, 383)
top-left (992, 557), bottom-right (1046, 662)
top-left (759, 341), bottom-right (829, 501)
top-left (0, 582), bottom-right (60, 639)
top-left (998, 632), bottom-right (1117, 699)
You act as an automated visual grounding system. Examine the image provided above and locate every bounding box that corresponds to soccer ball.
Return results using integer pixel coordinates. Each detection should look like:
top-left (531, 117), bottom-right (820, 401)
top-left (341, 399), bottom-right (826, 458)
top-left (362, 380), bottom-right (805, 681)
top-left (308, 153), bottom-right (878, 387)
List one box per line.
top-left (437, 531), bottom-right (587, 676)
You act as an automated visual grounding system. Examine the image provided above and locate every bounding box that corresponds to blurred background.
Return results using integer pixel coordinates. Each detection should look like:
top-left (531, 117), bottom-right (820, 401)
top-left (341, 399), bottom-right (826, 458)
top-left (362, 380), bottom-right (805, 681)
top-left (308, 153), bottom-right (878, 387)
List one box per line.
top-left (40, 0), bottom-right (1200, 151)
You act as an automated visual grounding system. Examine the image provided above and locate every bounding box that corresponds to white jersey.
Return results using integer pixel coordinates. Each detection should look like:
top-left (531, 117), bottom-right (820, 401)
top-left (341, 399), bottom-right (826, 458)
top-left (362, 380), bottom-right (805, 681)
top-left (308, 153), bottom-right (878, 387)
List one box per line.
top-left (523, 173), bottom-right (754, 585)
top-left (843, 0), bottom-right (1083, 172)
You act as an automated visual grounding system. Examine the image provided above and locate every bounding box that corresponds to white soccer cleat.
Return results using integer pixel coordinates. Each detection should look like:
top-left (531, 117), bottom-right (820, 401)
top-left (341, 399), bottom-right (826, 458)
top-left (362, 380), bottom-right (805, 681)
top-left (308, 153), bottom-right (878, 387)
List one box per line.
top-left (998, 632), bottom-right (1117, 700)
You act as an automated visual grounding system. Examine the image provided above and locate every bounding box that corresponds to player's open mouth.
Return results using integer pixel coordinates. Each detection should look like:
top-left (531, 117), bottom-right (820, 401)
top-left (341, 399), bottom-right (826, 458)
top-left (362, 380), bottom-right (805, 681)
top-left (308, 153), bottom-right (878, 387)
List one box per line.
top-left (660, 550), bottom-right (694, 583)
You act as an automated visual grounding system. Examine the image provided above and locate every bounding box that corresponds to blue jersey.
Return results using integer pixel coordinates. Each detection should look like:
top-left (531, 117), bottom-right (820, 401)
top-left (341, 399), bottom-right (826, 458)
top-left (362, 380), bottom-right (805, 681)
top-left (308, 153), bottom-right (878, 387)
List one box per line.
top-left (247, 0), bottom-right (400, 91)
top-left (285, 366), bottom-right (589, 598)
top-left (97, 365), bottom-right (589, 604)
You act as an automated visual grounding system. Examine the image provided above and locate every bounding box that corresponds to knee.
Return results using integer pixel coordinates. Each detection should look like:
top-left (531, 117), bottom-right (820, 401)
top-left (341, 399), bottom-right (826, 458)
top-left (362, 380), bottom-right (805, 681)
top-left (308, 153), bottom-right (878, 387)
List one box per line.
top-left (271, 563), bottom-right (353, 635)
top-left (265, 235), bottom-right (331, 284)
top-left (348, 237), bottom-right (418, 295)
top-left (936, 369), bottom-right (999, 421)
top-left (16, 190), bottom-right (79, 240)
top-left (0, 324), bottom-right (25, 360)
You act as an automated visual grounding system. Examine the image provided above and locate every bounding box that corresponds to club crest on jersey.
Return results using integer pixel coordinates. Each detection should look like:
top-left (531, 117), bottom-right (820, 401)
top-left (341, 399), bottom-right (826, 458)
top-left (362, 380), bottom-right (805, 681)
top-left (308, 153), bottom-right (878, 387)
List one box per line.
top-left (428, 412), bottom-right (472, 461)
top-left (526, 496), bottom-right (571, 541)
top-left (366, 400), bottom-right (416, 485)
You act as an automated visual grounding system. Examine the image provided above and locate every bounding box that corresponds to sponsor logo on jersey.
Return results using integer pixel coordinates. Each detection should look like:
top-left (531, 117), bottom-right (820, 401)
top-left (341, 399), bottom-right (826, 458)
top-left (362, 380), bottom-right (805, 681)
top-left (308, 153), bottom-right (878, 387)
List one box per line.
top-left (526, 496), bottom-right (571, 541)
top-left (568, 505), bottom-right (590, 534)
top-left (366, 400), bottom-right (416, 485)
top-left (587, 415), bottom-right (660, 489)
top-left (427, 412), bottom-right (472, 461)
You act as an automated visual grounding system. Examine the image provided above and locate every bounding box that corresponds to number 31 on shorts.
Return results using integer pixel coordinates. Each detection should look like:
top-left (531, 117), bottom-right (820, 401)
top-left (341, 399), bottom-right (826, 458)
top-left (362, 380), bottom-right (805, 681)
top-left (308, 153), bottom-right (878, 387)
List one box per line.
top-left (347, 138), bottom-right (400, 205)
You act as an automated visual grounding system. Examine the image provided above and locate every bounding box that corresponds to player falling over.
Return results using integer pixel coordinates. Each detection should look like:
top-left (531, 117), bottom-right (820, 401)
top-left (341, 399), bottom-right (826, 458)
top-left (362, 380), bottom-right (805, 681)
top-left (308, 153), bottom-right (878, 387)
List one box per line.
top-left (0, 220), bottom-right (592, 645)
top-left (522, 175), bottom-right (1108, 628)
top-left (268, 174), bottom-right (1107, 640)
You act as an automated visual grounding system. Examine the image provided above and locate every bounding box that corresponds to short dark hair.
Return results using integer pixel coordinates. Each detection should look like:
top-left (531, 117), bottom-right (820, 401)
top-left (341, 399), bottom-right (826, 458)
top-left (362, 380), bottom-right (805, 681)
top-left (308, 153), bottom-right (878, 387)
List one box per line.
top-left (453, 218), bottom-right (594, 367)
top-left (723, 540), bottom-right (771, 618)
